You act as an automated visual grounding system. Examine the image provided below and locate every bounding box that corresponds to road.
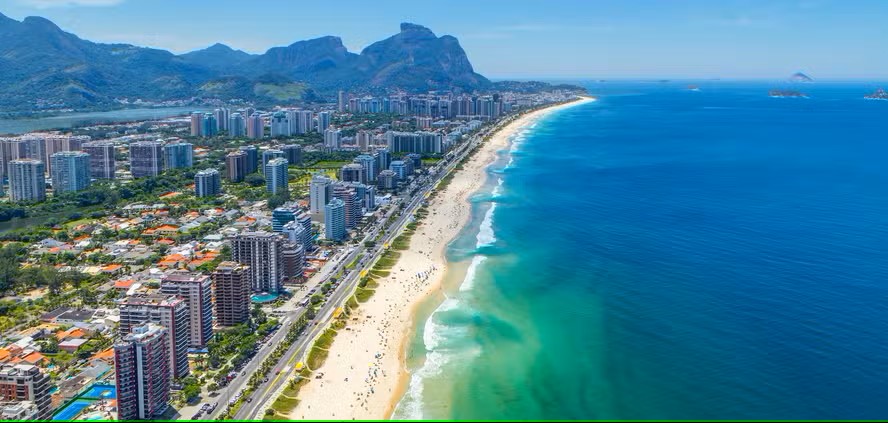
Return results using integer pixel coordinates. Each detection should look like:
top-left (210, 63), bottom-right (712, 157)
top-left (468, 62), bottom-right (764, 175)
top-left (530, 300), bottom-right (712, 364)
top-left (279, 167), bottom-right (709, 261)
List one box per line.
top-left (185, 113), bottom-right (511, 420)
top-left (232, 118), bottom-right (508, 420)
top-left (234, 188), bottom-right (426, 420)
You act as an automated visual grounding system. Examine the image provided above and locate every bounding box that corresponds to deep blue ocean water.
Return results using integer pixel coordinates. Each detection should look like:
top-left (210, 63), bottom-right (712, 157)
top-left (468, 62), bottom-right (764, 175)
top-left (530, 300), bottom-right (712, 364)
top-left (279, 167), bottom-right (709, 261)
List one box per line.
top-left (395, 81), bottom-right (888, 420)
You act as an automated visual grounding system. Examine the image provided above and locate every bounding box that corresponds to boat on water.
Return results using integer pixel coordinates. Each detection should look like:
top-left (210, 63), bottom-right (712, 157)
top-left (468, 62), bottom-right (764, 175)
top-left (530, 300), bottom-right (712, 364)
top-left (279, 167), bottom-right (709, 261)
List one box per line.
top-left (687, 85), bottom-right (700, 92)
top-left (864, 88), bottom-right (888, 100)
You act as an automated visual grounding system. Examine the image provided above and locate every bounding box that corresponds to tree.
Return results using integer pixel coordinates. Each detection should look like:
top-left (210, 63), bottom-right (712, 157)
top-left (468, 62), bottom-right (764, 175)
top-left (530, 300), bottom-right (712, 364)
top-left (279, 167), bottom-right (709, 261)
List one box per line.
top-left (245, 173), bottom-right (265, 187)
top-left (39, 337), bottom-right (60, 354)
top-left (266, 192), bottom-right (289, 210)
top-left (0, 244), bottom-right (23, 292)
top-left (79, 287), bottom-right (98, 307)
top-left (181, 379), bottom-right (201, 402)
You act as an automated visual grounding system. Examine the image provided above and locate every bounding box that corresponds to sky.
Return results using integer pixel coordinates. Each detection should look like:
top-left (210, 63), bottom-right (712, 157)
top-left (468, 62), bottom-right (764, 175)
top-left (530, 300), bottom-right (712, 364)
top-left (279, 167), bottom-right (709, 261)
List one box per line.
top-left (2, 0), bottom-right (887, 79)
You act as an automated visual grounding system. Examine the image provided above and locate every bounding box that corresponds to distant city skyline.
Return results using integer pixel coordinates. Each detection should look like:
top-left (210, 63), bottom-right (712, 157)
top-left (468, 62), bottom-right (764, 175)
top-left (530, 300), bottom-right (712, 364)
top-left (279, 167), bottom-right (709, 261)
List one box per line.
top-left (3, 0), bottom-right (888, 79)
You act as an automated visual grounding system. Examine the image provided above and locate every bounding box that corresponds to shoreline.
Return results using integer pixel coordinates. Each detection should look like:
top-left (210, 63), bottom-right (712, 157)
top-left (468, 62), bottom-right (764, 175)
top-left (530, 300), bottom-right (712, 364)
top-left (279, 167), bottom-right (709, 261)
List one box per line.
top-left (287, 96), bottom-right (594, 420)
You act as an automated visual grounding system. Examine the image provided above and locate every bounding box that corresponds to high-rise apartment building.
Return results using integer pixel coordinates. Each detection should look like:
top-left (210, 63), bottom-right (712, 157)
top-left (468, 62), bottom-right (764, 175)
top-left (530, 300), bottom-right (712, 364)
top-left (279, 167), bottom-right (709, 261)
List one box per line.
top-left (114, 323), bottom-right (170, 421)
top-left (160, 272), bottom-right (214, 347)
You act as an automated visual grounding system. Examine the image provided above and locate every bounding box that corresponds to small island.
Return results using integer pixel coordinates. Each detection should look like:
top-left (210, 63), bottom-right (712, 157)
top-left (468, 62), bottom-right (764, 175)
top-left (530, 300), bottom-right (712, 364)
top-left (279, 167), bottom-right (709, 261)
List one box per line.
top-left (864, 88), bottom-right (888, 100)
top-left (789, 72), bottom-right (814, 83)
top-left (769, 89), bottom-right (808, 98)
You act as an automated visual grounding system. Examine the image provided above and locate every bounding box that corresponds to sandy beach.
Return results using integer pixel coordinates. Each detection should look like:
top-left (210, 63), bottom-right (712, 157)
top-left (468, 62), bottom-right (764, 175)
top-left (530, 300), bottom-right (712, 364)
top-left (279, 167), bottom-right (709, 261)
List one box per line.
top-left (287, 96), bottom-right (594, 420)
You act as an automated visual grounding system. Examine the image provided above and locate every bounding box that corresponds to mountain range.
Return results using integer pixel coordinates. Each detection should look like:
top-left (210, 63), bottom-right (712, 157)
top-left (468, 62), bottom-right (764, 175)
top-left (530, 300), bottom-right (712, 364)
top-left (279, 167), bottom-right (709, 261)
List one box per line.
top-left (0, 14), bottom-right (574, 112)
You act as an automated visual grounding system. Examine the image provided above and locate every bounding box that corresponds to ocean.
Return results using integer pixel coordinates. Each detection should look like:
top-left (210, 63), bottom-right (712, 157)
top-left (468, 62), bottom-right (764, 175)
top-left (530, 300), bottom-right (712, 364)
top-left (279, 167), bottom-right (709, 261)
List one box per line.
top-left (393, 81), bottom-right (888, 420)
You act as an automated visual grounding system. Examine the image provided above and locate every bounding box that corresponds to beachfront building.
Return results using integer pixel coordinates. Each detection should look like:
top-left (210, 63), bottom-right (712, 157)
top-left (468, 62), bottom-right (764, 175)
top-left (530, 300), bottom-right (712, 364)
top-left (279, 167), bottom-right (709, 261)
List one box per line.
top-left (82, 141), bottom-right (116, 179)
top-left (377, 169), bottom-right (397, 190)
top-left (282, 220), bottom-right (307, 250)
top-left (118, 294), bottom-right (190, 379)
top-left (332, 182), bottom-right (362, 229)
top-left (232, 231), bottom-right (284, 294)
top-left (386, 131), bottom-right (444, 154)
top-left (129, 141), bottom-right (164, 178)
top-left (406, 153), bottom-right (423, 170)
top-left (389, 160), bottom-right (409, 180)
top-left (194, 168), bottom-right (221, 197)
top-left (363, 184), bottom-right (377, 211)
top-left (282, 212), bottom-right (313, 252)
top-left (324, 198), bottom-right (347, 242)
top-left (281, 242), bottom-right (305, 279)
top-left (212, 262), bottom-right (251, 326)
top-left (160, 272), bottom-right (214, 348)
top-left (114, 324), bottom-right (170, 421)
top-left (8, 159), bottom-right (45, 202)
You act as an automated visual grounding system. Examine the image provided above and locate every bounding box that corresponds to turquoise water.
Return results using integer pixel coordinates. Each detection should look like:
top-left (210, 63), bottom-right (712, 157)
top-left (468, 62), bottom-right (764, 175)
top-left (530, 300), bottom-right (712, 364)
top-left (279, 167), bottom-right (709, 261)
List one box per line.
top-left (251, 293), bottom-right (280, 303)
top-left (81, 384), bottom-right (116, 399)
top-left (394, 82), bottom-right (888, 419)
top-left (53, 399), bottom-right (94, 421)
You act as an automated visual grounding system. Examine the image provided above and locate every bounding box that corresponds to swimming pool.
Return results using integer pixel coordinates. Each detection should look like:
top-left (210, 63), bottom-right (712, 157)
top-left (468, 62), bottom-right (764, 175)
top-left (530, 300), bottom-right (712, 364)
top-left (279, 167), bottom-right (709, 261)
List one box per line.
top-left (251, 292), bottom-right (279, 303)
top-left (81, 384), bottom-right (116, 400)
top-left (53, 399), bottom-right (94, 421)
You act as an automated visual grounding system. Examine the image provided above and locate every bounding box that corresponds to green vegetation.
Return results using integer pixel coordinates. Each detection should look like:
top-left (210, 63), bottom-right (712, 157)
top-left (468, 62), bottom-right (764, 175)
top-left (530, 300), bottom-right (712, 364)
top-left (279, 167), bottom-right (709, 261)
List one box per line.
top-left (253, 82), bottom-right (307, 102)
top-left (266, 368), bottom-right (312, 418)
top-left (355, 287), bottom-right (375, 303)
top-left (220, 312), bottom-right (310, 420)
top-left (306, 346), bottom-right (329, 371)
top-left (314, 328), bottom-right (337, 350)
top-left (345, 253), bottom-right (364, 269)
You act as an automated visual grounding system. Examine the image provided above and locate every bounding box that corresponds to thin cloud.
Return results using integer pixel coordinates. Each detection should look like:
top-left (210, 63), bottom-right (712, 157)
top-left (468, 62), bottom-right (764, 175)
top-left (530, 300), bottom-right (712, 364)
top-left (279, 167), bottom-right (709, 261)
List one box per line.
top-left (15, 0), bottom-right (125, 8)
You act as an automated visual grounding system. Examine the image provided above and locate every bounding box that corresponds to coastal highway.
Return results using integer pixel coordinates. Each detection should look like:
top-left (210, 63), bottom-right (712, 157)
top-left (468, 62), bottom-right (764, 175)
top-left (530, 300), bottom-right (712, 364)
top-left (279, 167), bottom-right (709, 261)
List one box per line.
top-left (233, 115), bottom-right (507, 420)
top-left (235, 182), bottom-right (430, 420)
top-left (221, 109), bottom-right (519, 420)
